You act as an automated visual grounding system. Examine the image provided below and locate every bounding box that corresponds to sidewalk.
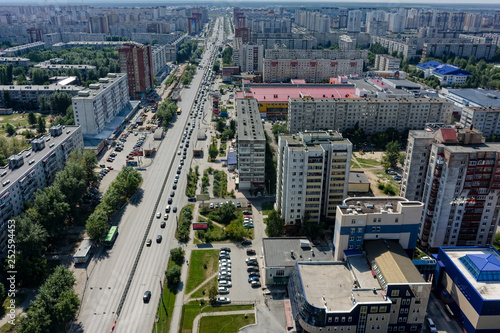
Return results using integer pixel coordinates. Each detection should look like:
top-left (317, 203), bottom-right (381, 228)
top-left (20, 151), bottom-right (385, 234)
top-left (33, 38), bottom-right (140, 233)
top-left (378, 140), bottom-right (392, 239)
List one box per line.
top-left (0, 289), bottom-right (36, 327)
top-left (192, 309), bottom-right (256, 333)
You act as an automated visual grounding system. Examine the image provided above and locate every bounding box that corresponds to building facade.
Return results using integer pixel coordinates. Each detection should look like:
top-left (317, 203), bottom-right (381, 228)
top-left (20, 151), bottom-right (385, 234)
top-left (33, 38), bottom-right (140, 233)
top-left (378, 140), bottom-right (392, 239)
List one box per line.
top-left (371, 36), bottom-right (417, 60)
top-left (422, 42), bottom-right (496, 61)
top-left (275, 131), bottom-right (352, 225)
top-left (71, 73), bottom-right (130, 135)
top-left (347, 10), bottom-right (362, 33)
top-left (375, 54), bottom-right (401, 71)
top-left (236, 98), bottom-right (266, 191)
top-left (460, 106), bottom-right (500, 138)
top-left (118, 42), bottom-right (154, 99)
top-left (0, 125), bottom-right (84, 257)
top-left (0, 84), bottom-right (81, 108)
top-left (287, 97), bottom-right (453, 135)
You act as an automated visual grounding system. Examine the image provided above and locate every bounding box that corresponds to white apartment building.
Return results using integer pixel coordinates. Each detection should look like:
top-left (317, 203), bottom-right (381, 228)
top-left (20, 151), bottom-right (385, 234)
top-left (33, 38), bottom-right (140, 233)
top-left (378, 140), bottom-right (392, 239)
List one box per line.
top-left (347, 10), bottom-right (362, 33)
top-left (236, 98), bottom-right (266, 191)
top-left (338, 35), bottom-right (356, 51)
top-left (333, 197), bottom-right (423, 261)
top-left (460, 106), bottom-right (500, 138)
top-left (375, 54), bottom-right (401, 71)
top-left (0, 125), bottom-right (84, 258)
top-left (72, 73), bottom-right (130, 135)
top-left (236, 43), bottom-right (264, 73)
top-left (287, 97), bottom-right (453, 135)
top-left (0, 57), bottom-right (30, 67)
top-left (275, 131), bottom-right (352, 225)
top-left (401, 128), bottom-right (500, 251)
top-left (151, 44), bottom-right (175, 76)
top-left (0, 84), bottom-right (81, 108)
top-left (263, 49), bottom-right (367, 83)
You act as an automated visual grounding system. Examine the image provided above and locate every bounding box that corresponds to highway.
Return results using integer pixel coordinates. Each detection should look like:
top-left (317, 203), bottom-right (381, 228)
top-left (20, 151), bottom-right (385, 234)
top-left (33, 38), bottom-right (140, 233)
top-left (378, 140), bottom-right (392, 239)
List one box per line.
top-left (74, 17), bottom-right (224, 333)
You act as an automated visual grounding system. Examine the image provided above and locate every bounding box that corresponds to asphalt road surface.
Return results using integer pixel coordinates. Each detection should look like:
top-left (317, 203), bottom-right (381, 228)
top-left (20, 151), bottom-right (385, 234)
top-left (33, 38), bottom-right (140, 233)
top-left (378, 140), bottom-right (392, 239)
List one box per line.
top-left (74, 17), bottom-right (224, 333)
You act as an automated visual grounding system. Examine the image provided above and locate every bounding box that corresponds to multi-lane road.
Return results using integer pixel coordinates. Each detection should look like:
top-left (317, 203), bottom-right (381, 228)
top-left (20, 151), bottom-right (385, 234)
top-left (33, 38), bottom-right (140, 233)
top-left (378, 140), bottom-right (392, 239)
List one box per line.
top-left (74, 17), bottom-right (224, 333)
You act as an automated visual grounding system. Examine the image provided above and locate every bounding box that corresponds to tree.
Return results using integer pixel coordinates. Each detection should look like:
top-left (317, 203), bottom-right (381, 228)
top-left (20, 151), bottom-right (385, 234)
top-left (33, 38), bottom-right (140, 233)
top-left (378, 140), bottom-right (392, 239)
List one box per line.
top-left (5, 123), bottom-right (16, 136)
top-left (382, 141), bottom-right (401, 169)
top-left (31, 68), bottom-right (49, 85)
top-left (399, 153), bottom-right (406, 166)
top-left (219, 202), bottom-right (235, 224)
top-left (86, 209), bottom-right (109, 242)
top-left (170, 247), bottom-right (185, 266)
top-left (28, 111), bottom-right (37, 125)
top-left (212, 60), bottom-right (220, 73)
top-left (30, 187), bottom-right (70, 238)
top-left (265, 210), bottom-right (285, 237)
top-left (208, 144), bottom-right (218, 161)
top-left (494, 232), bottom-right (500, 251)
top-left (53, 163), bottom-right (86, 216)
top-left (37, 116), bottom-right (46, 134)
top-left (124, 169), bottom-right (142, 196)
top-left (53, 289), bottom-right (80, 323)
top-left (229, 119), bottom-right (236, 132)
top-left (215, 119), bottom-right (225, 133)
top-left (208, 285), bottom-right (218, 304)
top-left (19, 305), bottom-right (52, 333)
top-left (6, 64), bottom-right (13, 84)
top-left (166, 265), bottom-right (181, 291)
top-left (225, 220), bottom-right (247, 240)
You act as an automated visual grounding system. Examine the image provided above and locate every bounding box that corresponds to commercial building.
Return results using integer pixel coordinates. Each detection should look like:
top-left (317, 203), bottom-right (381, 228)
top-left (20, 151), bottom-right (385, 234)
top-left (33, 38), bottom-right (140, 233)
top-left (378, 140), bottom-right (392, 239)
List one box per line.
top-left (374, 54), bottom-right (400, 72)
top-left (333, 197), bottom-right (423, 261)
top-left (401, 128), bottom-right (500, 251)
top-left (275, 131), bottom-right (352, 225)
top-left (118, 42), bottom-right (154, 99)
top-left (288, 240), bottom-right (431, 333)
top-left (236, 98), bottom-right (266, 191)
top-left (422, 42), bottom-right (496, 61)
top-left (0, 84), bottom-right (81, 108)
top-left (460, 106), bottom-right (500, 138)
top-left (71, 73), bottom-right (130, 135)
top-left (0, 125), bottom-right (84, 258)
top-left (417, 61), bottom-right (472, 86)
top-left (433, 247), bottom-right (500, 333)
top-left (287, 97), bottom-right (452, 135)
top-left (262, 49), bottom-right (367, 83)
top-left (262, 237), bottom-right (333, 285)
top-left (441, 88), bottom-right (500, 109)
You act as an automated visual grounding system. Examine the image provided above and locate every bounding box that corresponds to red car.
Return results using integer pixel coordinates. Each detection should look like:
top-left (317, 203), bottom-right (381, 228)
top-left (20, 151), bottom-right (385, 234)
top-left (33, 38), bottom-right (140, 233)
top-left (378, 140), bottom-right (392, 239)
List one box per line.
top-left (107, 166), bottom-right (114, 170)
top-left (106, 157), bottom-right (114, 162)
top-left (247, 201), bottom-right (251, 207)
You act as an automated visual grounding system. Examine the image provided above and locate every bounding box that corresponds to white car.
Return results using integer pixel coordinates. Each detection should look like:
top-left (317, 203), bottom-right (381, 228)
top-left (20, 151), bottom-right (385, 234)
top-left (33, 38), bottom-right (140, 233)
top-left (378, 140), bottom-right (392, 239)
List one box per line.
top-left (219, 270), bottom-right (231, 276)
top-left (209, 202), bottom-right (214, 209)
top-left (216, 297), bottom-right (231, 304)
top-left (218, 287), bottom-right (229, 294)
top-left (177, 150), bottom-right (181, 155)
top-left (219, 259), bottom-right (231, 264)
top-left (156, 212), bottom-right (161, 219)
top-left (218, 280), bottom-right (232, 288)
top-left (219, 262), bottom-right (231, 268)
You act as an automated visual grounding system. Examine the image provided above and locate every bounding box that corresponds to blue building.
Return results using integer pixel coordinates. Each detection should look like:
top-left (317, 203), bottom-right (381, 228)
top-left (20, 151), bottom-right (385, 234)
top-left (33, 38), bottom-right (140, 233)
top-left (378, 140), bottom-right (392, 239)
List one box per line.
top-left (417, 61), bottom-right (472, 86)
top-left (433, 247), bottom-right (500, 333)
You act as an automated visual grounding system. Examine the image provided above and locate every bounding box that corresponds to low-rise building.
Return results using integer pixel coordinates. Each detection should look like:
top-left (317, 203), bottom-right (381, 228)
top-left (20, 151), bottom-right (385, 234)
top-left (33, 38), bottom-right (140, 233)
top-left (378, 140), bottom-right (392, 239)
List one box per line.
top-left (417, 61), bottom-right (472, 86)
top-left (0, 125), bottom-right (84, 258)
top-left (0, 57), bottom-right (30, 67)
top-left (348, 171), bottom-right (370, 193)
top-left (442, 88), bottom-right (500, 109)
top-left (34, 62), bottom-right (96, 73)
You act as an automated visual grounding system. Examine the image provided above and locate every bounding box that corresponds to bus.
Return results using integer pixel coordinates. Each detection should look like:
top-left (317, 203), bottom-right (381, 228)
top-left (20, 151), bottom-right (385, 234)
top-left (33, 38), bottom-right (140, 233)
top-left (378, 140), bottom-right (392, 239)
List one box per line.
top-left (104, 226), bottom-right (118, 247)
top-left (177, 107), bottom-right (182, 115)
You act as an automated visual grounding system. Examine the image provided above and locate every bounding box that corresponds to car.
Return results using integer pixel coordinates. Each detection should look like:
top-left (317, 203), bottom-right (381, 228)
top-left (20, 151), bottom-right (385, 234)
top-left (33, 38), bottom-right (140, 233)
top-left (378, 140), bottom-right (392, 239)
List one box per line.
top-left (247, 266), bottom-right (259, 273)
top-left (178, 150), bottom-right (181, 155)
top-left (110, 153), bottom-right (117, 157)
top-left (165, 205), bottom-right (171, 213)
top-left (241, 240), bottom-right (252, 246)
top-left (219, 259), bottom-right (231, 265)
top-left (188, 197), bottom-right (196, 202)
top-left (219, 262), bottom-right (231, 269)
top-left (146, 239), bottom-right (152, 246)
top-left (236, 201), bottom-right (241, 207)
top-left (247, 201), bottom-right (251, 207)
top-left (173, 184), bottom-right (177, 190)
top-left (251, 280), bottom-right (261, 288)
top-left (209, 203), bottom-right (214, 209)
top-left (219, 255), bottom-right (230, 260)
top-left (393, 176), bottom-right (402, 181)
top-left (156, 235), bottom-right (162, 243)
top-left (173, 207), bottom-right (177, 213)
top-left (107, 157), bottom-right (114, 162)
top-left (246, 257), bottom-right (257, 264)
top-left (168, 198), bottom-right (173, 204)
top-left (244, 223), bottom-right (254, 229)
top-left (99, 164), bottom-right (105, 168)
top-left (107, 166), bottom-right (114, 170)
top-left (156, 212), bottom-right (161, 218)
top-left (218, 280), bottom-right (232, 288)
top-left (160, 221), bottom-right (166, 228)
top-left (143, 291), bottom-right (152, 303)
top-left (163, 214), bottom-right (169, 220)
top-left (215, 202), bottom-right (219, 208)
top-left (174, 178), bottom-right (178, 184)
top-left (170, 191), bottom-right (175, 197)
top-left (221, 247), bottom-right (231, 252)
top-left (248, 276), bottom-right (259, 283)
top-left (248, 271), bottom-right (260, 277)
top-left (180, 144), bottom-right (183, 148)
top-left (219, 268), bottom-right (231, 275)
top-left (216, 297), bottom-right (231, 304)
top-left (218, 287), bottom-right (229, 294)
top-left (218, 274), bottom-right (231, 281)
top-left (176, 169), bottom-right (181, 174)
top-left (242, 211), bottom-right (252, 216)
top-left (246, 249), bottom-right (256, 255)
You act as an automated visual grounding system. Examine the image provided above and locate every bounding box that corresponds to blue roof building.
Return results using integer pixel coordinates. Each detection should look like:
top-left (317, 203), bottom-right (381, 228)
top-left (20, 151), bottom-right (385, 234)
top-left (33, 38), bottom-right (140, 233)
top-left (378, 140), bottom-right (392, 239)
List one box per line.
top-left (416, 61), bottom-right (471, 86)
top-left (433, 247), bottom-right (500, 333)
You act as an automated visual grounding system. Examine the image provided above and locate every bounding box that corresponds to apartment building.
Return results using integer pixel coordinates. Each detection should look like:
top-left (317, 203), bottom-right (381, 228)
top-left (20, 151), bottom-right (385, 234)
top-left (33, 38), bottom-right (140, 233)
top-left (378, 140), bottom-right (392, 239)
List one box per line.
top-left (118, 42), bottom-right (154, 99)
top-left (347, 10), bottom-right (362, 33)
top-left (275, 131), bottom-right (352, 225)
top-left (252, 33), bottom-right (318, 50)
top-left (151, 44), bottom-right (174, 76)
top-left (0, 84), bottom-right (81, 108)
top-left (338, 35), bottom-right (356, 51)
top-left (422, 42), bottom-right (496, 61)
top-left (236, 98), bottom-right (266, 191)
top-left (460, 106), bottom-right (500, 138)
top-left (235, 42), bottom-right (264, 73)
top-left (0, 125), bottom-right (84, 258)
top-left (287, 97), bottom-right (453, 135)
top-left (33, 63), bottom-right (96, 73)
top-left (333, 197), bottom-right (423, 261)
top-left (71, 73), bottom-right (130, 135)
top-left (401, 128), bottom-right (500, 251)
top-left (371, 36), bottom-right (417, 60)
top-left (374, 54), bottom-right (401, 71)
top-left (2, 41), bottom-right (45, 56)
top-left (0, 57), bottom-right (30, 67)
top-left (263, 49), bottom-right (367, 83)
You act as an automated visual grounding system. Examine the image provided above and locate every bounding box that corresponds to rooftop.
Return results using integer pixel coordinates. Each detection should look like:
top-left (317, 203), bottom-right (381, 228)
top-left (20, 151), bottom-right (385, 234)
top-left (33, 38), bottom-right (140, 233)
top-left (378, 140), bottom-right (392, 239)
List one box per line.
top-left (349, 171), bottom-right (369, 184)
top-left (417, 60), bottom-right (443, 69)
top-left (236, 98), bottom-right (265, 142)
top-left (445, 89), bottom-right (500, 108)
top-left (280, 131), bottom-right (351, 151)
top-left (364, 240), bottom-right (425, 284)
top-left (441, 247), bottom-right (500, 300)
top-left (241, 85), bottom-right (358, 103)
top-left (433, 65), bottom-right (471, 76)
top-left (72, 73), bottom-right (126, 100)
top-left (298, 261), bottom-right (388, 312)
top-left (263, 237), bottom-right (333, 268)
top-left (340, 197), bottom-right (423, 215)
top-left (0, 84), bottom-right (82, 92)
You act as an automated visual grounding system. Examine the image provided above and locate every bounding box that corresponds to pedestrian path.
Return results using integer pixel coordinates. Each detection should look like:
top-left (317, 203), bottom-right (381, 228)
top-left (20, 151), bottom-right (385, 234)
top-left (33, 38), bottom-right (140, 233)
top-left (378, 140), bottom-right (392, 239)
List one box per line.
top-left (184, 271), bottom-right (218, 301)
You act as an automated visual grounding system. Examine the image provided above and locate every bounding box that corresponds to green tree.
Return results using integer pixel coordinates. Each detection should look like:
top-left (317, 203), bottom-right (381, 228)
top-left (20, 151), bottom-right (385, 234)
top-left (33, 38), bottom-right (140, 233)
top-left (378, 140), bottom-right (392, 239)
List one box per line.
top-left (208, 285), bottom-right (218, 304)
top-left (170, 247), bottom-right (185, 266)
top-left (30, 187), bottom-right (70, 238)
top-left (229, 119), bottom-right (237, 132)
top-left (0, 282), bottom-right (5, 304)
top-left (69, 149), bottom-right (97, 186)
top-left (216, 118), bottom-right (225, 133)
top-left (53, 163), bottom-right (86, 216)
top-left (37, 116), bottom-right (46, 134)
top-left (85, 209), bottom-right (109, 242)
top-left (208, 144), bottom-right (218, 161)
top-left (382, 141), bottom-right (401, 169)
top-left (54, 289), bottom-right (80, 323)
top-left (19, 305), bottom-right (51, 333)
top-left (38, 95), bottom-right (50, 111)
top-left (5, 123), bottom-right (16, 136)
top-left (28, 111), bottom-right (37, 125)
top-left (31, 68), bottom-right (49, 85)
top-left (494, 232), bottom-right (500, 251)
top-left (265, 210), bottom-right (285, 237)
top-left (6, 64), bottom-right (13, 83)
top-left (166, 265), bottom-right (181, 291)
top-left (212, 60), bottom-right (220, 73)
top-left (219, 203), bottom-right (235, 224)
top-left (225, 220), bottom-right (247, 240)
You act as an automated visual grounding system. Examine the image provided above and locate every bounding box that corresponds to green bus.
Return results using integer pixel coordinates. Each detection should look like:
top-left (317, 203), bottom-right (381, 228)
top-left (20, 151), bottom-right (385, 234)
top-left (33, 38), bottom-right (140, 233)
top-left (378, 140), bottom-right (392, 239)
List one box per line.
top-left (104, 226), bottom-right (118, 247)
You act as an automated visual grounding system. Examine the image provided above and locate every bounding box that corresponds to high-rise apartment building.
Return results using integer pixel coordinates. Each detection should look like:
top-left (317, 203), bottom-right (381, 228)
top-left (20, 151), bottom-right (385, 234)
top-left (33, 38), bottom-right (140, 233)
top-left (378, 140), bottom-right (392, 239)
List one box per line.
top-left (347, 10), bottom-right (362, 33)
top-left (401, 128), bottom-right (500, 251)
top-left (460, 106), bottom-right (500, 138)
top-left (375, 54), bottom-right (401, 71)
top-left (275, 131), bottom-right (352, 225)
top-left (236, 98), bottom-right (266, 191)
top-left (118, 42), bottom-right (154, 99)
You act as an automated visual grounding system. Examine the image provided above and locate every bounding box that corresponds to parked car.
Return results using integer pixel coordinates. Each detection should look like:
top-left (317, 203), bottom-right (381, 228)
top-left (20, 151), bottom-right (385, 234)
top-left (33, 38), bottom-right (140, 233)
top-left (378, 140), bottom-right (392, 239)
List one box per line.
top-left (209, 203), bottom-right (214, 209)
top-left (247, 201), bottom-right (251, 207)
top-left (247, 266), bottom-right (259, 273)
top-left (218, 274), bottom-right (231, 281)
top-left (221, 247), bottom-right (231, 252)
top-left (216, 297), bottom-right (231, 304)
top-left (218, 280), bottom-right (232, 287)
top-left (246, 249), bottom-right (256, 255)
top-left (236, 202), bottom-right (241, 207)
top-left (218, 287), bottom-right (229, 294)
top-left (246, 257), bottom-right (257, 264)
top-left (241, 240), bottom-right (252, 246)
top-left (251, 280), bottom-right (261, 288)
top-left (393, 176), bottom-right (402, 181)
top-left (219, 259), bottom-right (231, 264)
top-left (248, 271), bottom-right (260, 277)
top-left (219, 269), bottom-right (231, 275)
top-left (248, 276), bottom-right (259, 283)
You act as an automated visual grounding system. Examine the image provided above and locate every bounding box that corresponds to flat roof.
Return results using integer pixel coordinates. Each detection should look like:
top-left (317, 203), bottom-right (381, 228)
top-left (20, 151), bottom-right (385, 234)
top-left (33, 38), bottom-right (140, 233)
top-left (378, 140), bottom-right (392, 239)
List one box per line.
top-left (441, 247), bottom-right (500, 300)
top-left (263, 237), bottom-right (333, 268)
top-left (340, 197), bottom-right (422, 215)
top-left (0, 126), bottom-right (81, 196)
top-left (246, 86), bottom-right (358, 103)
top-left (280, 131), bottom-right (351, 151)
top-left (0, 84), bottom-right (82, 92)
top-left (298, 262), bottom-right (388, 312)
top-left (72, 73), bottom-right (126, 99)
top-left (445, 89), bottom-right (500, 107)
top-left (236, 98), bottom-right (265, 141)
top-left (369, 79), bottom-right (390, 88)
top-left (383, 78), bottom-right (421, 89)
top-left (437, 141), bottom-right (500, 154)
top-left (365, 240), bottom-right (425, 284)
top-left (349, 171), bottom-right (369, 184)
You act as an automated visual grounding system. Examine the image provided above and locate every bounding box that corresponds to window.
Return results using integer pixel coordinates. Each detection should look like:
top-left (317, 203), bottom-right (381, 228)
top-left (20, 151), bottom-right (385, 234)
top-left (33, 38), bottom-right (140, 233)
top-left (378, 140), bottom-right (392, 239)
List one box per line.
top-left (370, 306), bottom-right (378, 313)
top-left (391, 290), bottom-right (399, 297)
top-left (395, 218), bottom-right (399, 223)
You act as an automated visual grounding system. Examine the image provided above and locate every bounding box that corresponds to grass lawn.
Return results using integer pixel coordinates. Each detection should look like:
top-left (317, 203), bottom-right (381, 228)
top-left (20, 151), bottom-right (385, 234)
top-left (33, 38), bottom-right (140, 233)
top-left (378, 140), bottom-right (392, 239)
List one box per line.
top-left (191, 276), bottom-right (217, 298)
top-left (356, 157), bottom-right (382, 167)
top-left (374, 171), bottom-right (400, 196)
top-left (185, 250), bottom-right (219, 294)
top-left (153, 258), bottom-right (180, 333)
top-left (199, 314), bottom-right (255, 333)
top-left (261, 202), bottom-right (275, 215)
top-left (0, 113), bottom-right (39, 136)
top-left (181, 302), bottom-right (254, 333)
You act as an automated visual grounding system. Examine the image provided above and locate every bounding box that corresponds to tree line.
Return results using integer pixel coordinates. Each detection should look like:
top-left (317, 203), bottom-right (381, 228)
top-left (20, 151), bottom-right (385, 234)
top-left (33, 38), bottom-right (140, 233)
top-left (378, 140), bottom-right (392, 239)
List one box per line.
top-left (155, 97), bottom-right (178, 127)
top-left (177, 40), bottom-right (199, 63)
